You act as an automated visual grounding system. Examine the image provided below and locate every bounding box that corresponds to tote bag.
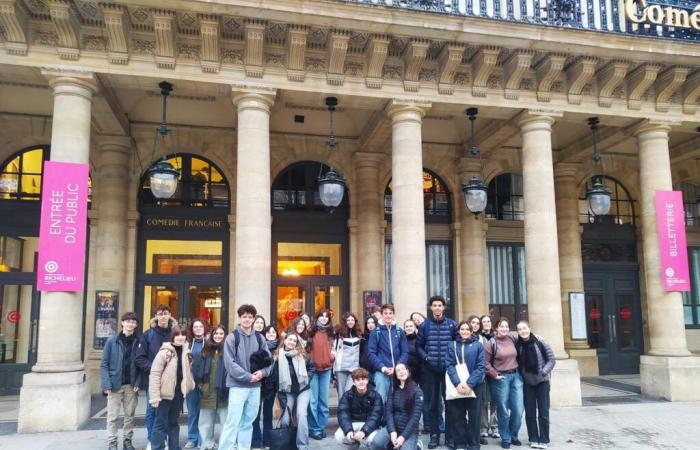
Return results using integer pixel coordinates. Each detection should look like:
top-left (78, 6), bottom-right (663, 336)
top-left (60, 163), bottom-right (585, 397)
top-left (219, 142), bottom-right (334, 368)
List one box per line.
top-left (269, 401), bottom-right (297, 450)
top-left (445, 342), bottom-right (476, 401)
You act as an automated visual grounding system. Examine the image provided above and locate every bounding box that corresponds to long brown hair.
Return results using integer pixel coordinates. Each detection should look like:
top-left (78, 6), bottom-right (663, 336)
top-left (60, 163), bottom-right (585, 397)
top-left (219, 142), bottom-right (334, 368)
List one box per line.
top-left (276, 332), bottom-right (307, 360)
top-left (289, 316), bottom-right (309, 340)
top-left (335, 312), bottom-right (363, 339)
top-left (201, 325), bottom-right (226, 358)
top-left (309, 308), bottom-right (335, 338)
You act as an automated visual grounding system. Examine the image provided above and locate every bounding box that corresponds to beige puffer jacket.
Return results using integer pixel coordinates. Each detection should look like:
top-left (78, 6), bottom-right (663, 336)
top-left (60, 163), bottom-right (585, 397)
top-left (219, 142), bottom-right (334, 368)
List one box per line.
top-left (149, 341), bottom-right (195, 404)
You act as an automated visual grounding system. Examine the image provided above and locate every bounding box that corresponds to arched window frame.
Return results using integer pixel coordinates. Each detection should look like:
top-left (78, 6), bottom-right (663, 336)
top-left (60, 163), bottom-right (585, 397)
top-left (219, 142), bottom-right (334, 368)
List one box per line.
top-left (579, 175), bottom-right (635, 226)
top-left (384, 169), bottom-right (452, 223)
top-left (272, 161), bottom-right (348, 212)
top-left (486, 172), bottom-right (524, 221)
top-left (677, 181), bottom-right (700, 226)
top-left (139, 153), bottom-right (230, 209)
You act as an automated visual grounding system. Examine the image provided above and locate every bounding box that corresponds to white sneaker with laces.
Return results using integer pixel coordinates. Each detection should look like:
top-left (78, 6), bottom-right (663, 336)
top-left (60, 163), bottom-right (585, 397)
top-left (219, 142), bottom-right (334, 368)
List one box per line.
top-left (530, 443), bottom-right (540, 449)
top-left (540, 444), bottom-right (548, 449)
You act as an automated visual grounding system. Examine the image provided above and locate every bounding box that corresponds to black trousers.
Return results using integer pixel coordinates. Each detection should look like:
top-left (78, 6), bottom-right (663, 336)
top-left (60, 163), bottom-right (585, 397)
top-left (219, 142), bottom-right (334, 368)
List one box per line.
top-left (445, 388), bottom-right (481, 449)
top-left (523, 381), bottom-right (550, 444)
top-left (422, 366), bottom-right (446, 436)
top-left (152, 390), bottom-right (184, 450)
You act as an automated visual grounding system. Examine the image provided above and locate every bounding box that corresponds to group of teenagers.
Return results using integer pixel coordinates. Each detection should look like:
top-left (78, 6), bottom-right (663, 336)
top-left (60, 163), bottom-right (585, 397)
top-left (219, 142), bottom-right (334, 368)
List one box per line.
top-left (100, 295), bottom-right (556, 450)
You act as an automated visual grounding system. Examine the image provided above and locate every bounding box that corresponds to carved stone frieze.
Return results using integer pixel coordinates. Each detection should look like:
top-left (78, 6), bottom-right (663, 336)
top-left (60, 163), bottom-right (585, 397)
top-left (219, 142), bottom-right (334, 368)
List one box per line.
top-left (655, 66), bottom-right (690, 112)
top-left (101, 4), bottom-right (129, 64)
top-left (365, 34), bottom-right (390, 88)
top-left (344, 61), bottom-right (363, 77)
top-left (566, 56), bottom-right (598, 105)
top-left (383, 65), bottom-right (401, 81)
top-left (33, 28), bottom-right (57, 46)
top-left (437, 43), bottom-right (465, 95)
top-left (597, 60), bottom-right (629, 107)
top-left (48, 0), bottom-right (80, 60)
top-left (221, 47), bottom-right (242, 64)
top-left (286, 25), bottom-right (307, 81)
top-left (626, 63), bottom-right (661, 110)
top-left (178, 43), bottom-right (199, 60)
top-left (265, 52), bottom-right (285, 67)
top-left (152, 10), bottom-right (176, 69)
top-left (327, 30), bottom-right (350, 86)
top-left (221, 16), bottom-right (241, 40)
top-left (419, 68), bottom-right (437, 82)
top-left (129, 8), bottom-right (152, 32)
top-left (305, 57), bottom-right (325, 73)
top-left (0, 0), bottom-right (29, 55)
top-left (402, 39), bottom-right (429, 92)
top-left (471, 46), bottom-right (500, 97)
top-left (348, 32), bottom-right (368, 53)
top-left (244, 20), bottom-right (265, 78)
top-left (454, 71), bottom-right (469, 86)
top-left (132, 38), bottom-right (154, 55)
top-left (81, 34), bottom-right (105, 51)
top-left (503, 49), bottom-right (534, 100)
top-left (307, 27), bottom-right (327, 50)
top-left (536, 53), bottom-right (566, 102)
top-left (199, 14), bottom-right (220, 73)
top-left (266, 22), bottom-right (286, 45)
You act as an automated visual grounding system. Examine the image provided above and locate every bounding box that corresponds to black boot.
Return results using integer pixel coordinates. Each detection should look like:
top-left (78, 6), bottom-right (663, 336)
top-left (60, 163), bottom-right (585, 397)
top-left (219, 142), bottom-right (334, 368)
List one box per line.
top-left (123, 440), bottom-right (135, 450)
top-left (428, 434), bottom-right (440, 449)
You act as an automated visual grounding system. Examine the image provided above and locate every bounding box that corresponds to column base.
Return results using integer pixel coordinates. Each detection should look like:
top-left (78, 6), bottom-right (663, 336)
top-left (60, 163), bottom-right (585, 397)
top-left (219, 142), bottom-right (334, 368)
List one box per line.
top-left (567, 348), bottom-right (599, 377)
top-left (640, 355), bottom-right (700, 401)
top-left (550, 358), bottom-right (582, 407)
top-left (85, 354), bottom-right (103, 394)
top-left (18, 370), bottom-right (90, 433)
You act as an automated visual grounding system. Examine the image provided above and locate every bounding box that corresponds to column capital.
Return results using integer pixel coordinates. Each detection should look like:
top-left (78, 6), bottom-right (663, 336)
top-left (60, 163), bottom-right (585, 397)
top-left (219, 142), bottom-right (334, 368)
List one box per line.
top-left (517, 109), bottom-right (560, 130)
top-left (354, 151), bottom-right (385, 168)
top-left (386, 99), bottom-right (431, 123)
top-left (554, 162), bottom-right (581, 179)
top-left (231, 87), bottom-right (276, 113)
top-left (96, 135), bottom-right (133, 152)
top-left (41, 68), bottom-right (97, 98)
top-left (633, 119), bottom-right (675, 138)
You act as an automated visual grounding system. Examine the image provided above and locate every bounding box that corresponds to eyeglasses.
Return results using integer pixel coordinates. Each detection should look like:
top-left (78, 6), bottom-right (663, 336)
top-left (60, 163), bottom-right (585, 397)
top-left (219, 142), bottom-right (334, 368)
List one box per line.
top-left (156, 311), bottom-right (170, 317)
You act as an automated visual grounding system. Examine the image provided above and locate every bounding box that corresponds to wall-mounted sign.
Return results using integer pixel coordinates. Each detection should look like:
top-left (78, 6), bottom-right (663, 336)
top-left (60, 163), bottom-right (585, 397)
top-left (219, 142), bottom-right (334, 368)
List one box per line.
top-left (204, 298), bottom-right (222, 308)
top-left (655, 190), bottom-right (690, 292)
top-left (569, 292), bottom-right (587, 341)
top-left (37, 161), bottom-right (89, 292)
top-left (94, 290), bottom-right (119, 349)
top-left (624, 0), bottom-right (700, 31)
top-left (142, 216), bottom-right (228, 231)
top-left (363, 290), bottom-right (382, 318)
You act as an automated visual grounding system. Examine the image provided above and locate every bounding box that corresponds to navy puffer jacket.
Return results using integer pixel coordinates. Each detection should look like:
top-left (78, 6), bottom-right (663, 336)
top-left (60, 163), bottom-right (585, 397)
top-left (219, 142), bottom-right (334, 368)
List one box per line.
top-left (386, 382), bottom-right (423, 439)
top-left (446, 335), bottom-right (486, 389)
top-left (416, 316), bottom-right (458, 371)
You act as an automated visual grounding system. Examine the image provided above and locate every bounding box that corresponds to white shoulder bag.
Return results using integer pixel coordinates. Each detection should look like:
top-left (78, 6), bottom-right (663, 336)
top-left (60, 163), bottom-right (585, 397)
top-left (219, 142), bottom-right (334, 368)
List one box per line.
top-left (445, 341), bottom-right (476, 400)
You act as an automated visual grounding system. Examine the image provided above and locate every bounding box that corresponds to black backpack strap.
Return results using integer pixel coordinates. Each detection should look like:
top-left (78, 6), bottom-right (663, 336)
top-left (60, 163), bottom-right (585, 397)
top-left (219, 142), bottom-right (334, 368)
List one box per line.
top-left (489, 337), bottom-right (497, 366)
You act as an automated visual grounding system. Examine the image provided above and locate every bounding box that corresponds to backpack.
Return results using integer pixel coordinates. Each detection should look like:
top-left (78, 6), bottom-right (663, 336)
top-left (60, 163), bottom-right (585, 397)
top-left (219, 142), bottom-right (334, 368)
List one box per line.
top-left (488, 335), bottom-right (518, 366)
top-left (233, 330), bottom-right (273, 372)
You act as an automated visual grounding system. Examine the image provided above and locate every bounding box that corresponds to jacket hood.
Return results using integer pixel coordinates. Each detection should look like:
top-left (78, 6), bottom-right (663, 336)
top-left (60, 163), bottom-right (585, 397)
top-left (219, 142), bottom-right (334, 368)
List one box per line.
top-left (159, 341), bottom-right (190, 354)
top-left (150, 316), bottom-right (177, 330)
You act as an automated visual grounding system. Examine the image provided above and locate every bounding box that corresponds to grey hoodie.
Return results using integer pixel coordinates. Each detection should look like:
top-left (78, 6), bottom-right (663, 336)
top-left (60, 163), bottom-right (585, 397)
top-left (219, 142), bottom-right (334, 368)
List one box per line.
top-left (223, 325), bottom-right (272, 388)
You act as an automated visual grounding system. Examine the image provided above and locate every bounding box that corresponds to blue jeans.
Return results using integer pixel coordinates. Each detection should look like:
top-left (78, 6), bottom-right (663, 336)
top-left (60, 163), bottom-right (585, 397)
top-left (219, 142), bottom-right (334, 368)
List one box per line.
top-left (252, 394), bottom-right (275, 446)
top-left (308, 369), bottom-right (332, 436)
top-left (219, 387), bottom-right (261, 450)
top-left (371, 427), bottom-right (420, 450)
top-left (373, 371), bottom-right (392, 404)
top-left (186, 385), bottom-right (201, 445)
top-left (489, 372), bottom-right (524, 444)
top-left (152, 391), bottom-right (184, 450)
top-left (145, 390), bottom-right (155, 441)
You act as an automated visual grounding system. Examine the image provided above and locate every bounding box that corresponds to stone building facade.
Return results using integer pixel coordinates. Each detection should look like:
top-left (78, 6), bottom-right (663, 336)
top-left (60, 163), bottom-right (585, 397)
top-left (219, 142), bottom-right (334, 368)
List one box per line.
top-left (0, 0), bottom-right (699, 432)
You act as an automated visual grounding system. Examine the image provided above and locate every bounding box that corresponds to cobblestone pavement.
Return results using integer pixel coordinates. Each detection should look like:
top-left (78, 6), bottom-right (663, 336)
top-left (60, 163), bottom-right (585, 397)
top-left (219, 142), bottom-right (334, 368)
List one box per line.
top-left (0, 401), bottom-right (696, 450)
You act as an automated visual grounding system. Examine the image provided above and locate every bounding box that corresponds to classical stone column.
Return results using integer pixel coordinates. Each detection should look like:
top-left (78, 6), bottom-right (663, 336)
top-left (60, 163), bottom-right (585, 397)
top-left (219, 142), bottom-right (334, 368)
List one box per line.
top-left (520, 112), bottom-right (581, 407)
top-left (637, 122), bottom-right (700, 401)
top-left (355, 153), bottom-right (384, 314)
top-left (388, 101), bottom-right (430, 321)
top-left (18, 71), bottom-right (97, 432)
top-left (232, 89), bottom-right (275, 320)
top-left (554, 163), bottom-right (599, 376)
top-left (458, 157), bottom-right (489, 316)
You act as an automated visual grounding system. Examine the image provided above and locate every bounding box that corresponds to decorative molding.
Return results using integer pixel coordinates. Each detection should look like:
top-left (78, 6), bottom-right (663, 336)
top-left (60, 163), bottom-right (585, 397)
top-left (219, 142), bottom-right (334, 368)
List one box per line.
top-left (177, 43), bottom-right (199, 60)
top-left (286, 25), bottom-right (307, 82)
top-left (535, 53), bottom-right (566, 102)
top-left (100, 4), bottom-right (129, 64)
top-left (152, 10), bottom-right (176, 69)
top-left (566, 56), bottom-right (597, 105)
top-left (682, 71), bottom-right (700, 114)
top-left (365, 34), bottom-right (390, 89)
top-left (327, 30), bottom-right (350, 86)
top-left (471, 46), bottom-right (500, 97)
top-left (655, 66), bottom-right (690, 112)
top-left (597, 60), bottom-right (629, 107)
top-left (402, 39), bottom-right (429, 92)
top-left (305, 57), bottom-right (325, 73)
top-left (383, 65), bottom-right (401, 80)
top-left (0, 0), bottom-right (29, 55)
top-left (81, 34), bottom-right (105, 51)
top-left (132, 38), bottom-right (154, 55)
top-left (48, 0), bottom-right (80, 60)
top-left (221, 47), bottom-right (242, 64)
top-left (503, 49), bottom-right (534, 100)
top-left (244, 20), bottom-right (265, 78)
top-left (626, 63), bottom-right (661, 110)
top-left (437, 43), bottom-right (465, 95)
top-left (199, 14), bottom-right (220, 73)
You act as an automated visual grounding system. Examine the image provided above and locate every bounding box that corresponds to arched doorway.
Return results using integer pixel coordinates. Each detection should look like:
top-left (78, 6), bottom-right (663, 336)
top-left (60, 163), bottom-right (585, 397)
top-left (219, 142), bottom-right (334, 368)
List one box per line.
top-left (136, 153), bottom-right (230, 329)
top-left (580, 175), bottom-right (643, 374)
top-left (271, 161), bottom-right (349, 332)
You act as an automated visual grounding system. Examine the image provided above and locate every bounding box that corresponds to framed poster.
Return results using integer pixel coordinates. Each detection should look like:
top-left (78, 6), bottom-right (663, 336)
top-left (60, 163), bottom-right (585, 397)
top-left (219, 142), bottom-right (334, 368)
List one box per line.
top-left (363, 290), bottom-right (381, 318)
top-left (569, 292), bottom-right (587, 340)
top-left (94, 291), bottom-right (119, 349)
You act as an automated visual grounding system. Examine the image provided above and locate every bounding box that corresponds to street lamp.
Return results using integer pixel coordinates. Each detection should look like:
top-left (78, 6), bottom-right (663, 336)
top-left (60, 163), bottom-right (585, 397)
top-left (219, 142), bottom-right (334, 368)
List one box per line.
top-left (146, 81), bottom-right (180, 199)
top-left (585, 117), bottom-right (611, 216)
top-left (462, 107), bottom-right (489, 218)
top-left (318, 96), bottom-right (346, 210)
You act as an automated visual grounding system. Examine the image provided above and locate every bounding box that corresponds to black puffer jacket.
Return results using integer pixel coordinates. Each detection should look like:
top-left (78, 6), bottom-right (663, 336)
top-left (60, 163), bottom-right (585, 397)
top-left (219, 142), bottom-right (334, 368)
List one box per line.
top-left (417, 316), bottom-right (458, 371)
top-left (386, 382), bottom-right (423, 439)
top-left (405, 333), bottom-right (422, 384)
top-left (338, 386), bottom-right (384, 436)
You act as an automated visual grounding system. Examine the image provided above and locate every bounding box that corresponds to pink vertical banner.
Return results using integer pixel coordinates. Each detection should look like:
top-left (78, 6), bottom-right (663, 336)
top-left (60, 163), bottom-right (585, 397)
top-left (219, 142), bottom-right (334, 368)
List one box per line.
top-left (37, 161), bottom-right (89, 292)
top-left (655, 190), bottom-right (690, 292)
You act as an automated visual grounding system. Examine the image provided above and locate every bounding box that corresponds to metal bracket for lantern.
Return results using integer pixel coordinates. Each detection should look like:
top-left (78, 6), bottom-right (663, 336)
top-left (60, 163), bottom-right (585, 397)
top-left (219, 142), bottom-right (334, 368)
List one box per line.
top-left (585, 117), bottom-right (611, 217)
top-left (146, 81), bottom-right (180, 200)
top-left (462, 107), bottom-right (489, 219)
top-left (318, 96), bottom-right (346, 211)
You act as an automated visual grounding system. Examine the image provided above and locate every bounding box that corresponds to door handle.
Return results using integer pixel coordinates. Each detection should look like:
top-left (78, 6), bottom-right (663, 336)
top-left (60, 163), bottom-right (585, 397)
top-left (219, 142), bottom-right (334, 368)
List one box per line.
top-left (611, 315), bottom-right (617, 342)
top-left (608, 315), bottom-right (614, 344)
top-left (30, 319), bottom-right (39, 353)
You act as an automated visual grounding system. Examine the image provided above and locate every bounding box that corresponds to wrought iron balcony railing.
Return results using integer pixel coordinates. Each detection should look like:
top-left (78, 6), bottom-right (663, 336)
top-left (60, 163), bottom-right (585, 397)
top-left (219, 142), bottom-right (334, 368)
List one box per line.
top-left (335, 0), bottom-right (700, 42)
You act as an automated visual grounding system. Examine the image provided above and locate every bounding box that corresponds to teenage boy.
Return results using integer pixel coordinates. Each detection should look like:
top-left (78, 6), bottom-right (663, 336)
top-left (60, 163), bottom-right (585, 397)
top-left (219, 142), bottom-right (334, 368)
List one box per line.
top-left (219, 304), bottom-right (273, 450)
top-left (417, 295), bottom-right (458, 449)
top-left (335, 368), bottom-right (384, 449)
top-left (367, 303), bottom-right (408, 402)
top-left (100, 312), bottom-right (142, 450)
top-left (134, 304), bottom-right (176, 448)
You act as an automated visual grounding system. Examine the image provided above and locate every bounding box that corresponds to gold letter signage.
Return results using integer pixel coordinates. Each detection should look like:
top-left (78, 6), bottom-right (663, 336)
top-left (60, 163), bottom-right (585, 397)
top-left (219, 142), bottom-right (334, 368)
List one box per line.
top-left (625, 0), bottom-right (700, 30)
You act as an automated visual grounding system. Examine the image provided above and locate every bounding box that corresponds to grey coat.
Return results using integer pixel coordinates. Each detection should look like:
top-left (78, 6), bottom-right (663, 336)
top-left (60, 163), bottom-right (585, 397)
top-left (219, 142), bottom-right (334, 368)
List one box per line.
top-left (516, 335), bottom-right (556, 386)
top-left (223, 326), bottom-right (273, 388)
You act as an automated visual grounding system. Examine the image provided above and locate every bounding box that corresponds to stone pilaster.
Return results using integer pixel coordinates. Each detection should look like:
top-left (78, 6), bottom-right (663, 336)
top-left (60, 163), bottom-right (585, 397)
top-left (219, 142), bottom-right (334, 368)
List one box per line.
top-left (554, 163), bottom-right (599, 376)
top-left (388, 100), bottom-right (430, 322)
top-left (636, 121), bottom-right (700, 401)
top-left (458, 157), bottom-right (489, 316)
top-left (18, 71), bottom-right (97, 432)
top-left (520, 112), bottom-right (582, 407)
top-left (232, 89), bottom-right (275, 320)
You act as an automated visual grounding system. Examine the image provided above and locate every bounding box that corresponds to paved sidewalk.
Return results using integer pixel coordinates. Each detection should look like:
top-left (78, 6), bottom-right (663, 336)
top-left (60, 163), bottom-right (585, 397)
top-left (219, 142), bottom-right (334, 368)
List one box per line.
top-left (0, 401), bottom-right (697, 450)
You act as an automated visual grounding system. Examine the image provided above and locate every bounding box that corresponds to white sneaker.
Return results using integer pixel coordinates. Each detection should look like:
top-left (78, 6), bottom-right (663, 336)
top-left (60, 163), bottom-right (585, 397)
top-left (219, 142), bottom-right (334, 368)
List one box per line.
top-left (530, 443), bottom-right (540, 449)
top-left (540, 444), bottom-right (548, 449)
top-left (146, 444), bottom-right (151, 450)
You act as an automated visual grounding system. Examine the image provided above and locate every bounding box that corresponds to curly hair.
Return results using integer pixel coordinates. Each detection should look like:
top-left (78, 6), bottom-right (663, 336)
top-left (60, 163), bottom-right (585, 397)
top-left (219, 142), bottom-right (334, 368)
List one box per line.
top-left (335, 312), bottom-right (363, 339)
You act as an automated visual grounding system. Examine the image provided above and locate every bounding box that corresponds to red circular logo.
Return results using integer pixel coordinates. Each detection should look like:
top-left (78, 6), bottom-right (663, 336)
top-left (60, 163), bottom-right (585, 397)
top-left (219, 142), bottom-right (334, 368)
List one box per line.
top-left (6, 310), bottom-right (20, 324)
top-left (619, 307), bottom-right (632, 321)
top-left (589, 308), bottom-right (601, 320)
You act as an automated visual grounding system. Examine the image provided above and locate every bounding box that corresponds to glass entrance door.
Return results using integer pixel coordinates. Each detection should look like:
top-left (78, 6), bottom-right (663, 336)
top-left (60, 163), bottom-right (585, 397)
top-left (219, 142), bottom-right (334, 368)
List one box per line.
top-left (584, 269), bottom-right (643, 374)
top-left (0, 283), bottom-right (39, 395)
top-left (143, 283), bottom-right (223, 329)
top-left (274, 283), bottom-right (342, 333)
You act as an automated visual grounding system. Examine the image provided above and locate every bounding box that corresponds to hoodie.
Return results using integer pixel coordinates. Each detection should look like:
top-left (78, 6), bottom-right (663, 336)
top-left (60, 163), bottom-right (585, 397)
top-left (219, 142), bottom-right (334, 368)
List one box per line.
top-left (223, 325), bottom-right (273, 388)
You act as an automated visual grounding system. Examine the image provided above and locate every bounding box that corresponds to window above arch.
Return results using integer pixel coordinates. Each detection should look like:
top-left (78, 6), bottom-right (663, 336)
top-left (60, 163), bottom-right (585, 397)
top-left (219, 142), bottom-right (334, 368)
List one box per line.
top-left (486, 173), bottom-right (523, 221)
top-left (384, 169), bottom-right (451, 223)
top-left (579, 175), bottom-right (635, 225)
top-left (139, 153), bottom-right (230, 208)
top-left (272, 161), bottom-right (348, 211)
top-left (677, 181), bottom-right (699, 226)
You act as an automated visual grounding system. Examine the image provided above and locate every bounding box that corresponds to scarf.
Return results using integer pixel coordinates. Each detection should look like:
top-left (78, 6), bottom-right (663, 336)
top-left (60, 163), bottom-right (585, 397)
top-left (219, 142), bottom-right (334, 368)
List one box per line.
top-left (315, 319), bottom-right (331, 332)
top-left (518, 334), bottom-right (541, 375)
top-left (277, 348), bottom-right (309, 393)
top-left (266, 338), bottom-right (279, 352)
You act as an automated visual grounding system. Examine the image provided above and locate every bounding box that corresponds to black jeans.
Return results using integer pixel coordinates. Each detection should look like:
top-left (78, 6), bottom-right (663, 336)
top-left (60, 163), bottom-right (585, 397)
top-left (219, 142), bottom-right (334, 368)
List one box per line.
top-left (152, 390), bottom-right (184, 450)
top-left (523, 381), bottom-right (550, 444)
top-left (422, 366), bottom-right (446, 436)
top-left (445, 383), bottom-right (483, 449)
